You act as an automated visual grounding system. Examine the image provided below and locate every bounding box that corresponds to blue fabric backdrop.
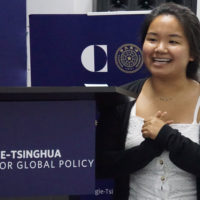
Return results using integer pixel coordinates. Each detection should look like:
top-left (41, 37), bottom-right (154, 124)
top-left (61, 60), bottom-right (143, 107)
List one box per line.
top-left (30, 14), bottom-right (149, 86)
top-left (0, 0), bottom-right (26, 86)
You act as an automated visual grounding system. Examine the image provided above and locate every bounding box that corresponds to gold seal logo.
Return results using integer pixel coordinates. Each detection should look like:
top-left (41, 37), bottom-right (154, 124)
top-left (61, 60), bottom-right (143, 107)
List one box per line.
top-left (115, 44), bottom-right (143, 73)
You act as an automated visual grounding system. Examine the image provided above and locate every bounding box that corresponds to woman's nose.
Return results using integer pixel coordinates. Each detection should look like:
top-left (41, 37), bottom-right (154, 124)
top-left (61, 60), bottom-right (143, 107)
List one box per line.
top-left (155, 42), bottom-right (168, 53)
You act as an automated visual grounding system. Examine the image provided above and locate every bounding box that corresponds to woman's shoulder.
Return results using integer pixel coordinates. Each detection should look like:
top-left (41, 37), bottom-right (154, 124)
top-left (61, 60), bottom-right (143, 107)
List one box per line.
top-left (121, 78), bottom-right (147, 96)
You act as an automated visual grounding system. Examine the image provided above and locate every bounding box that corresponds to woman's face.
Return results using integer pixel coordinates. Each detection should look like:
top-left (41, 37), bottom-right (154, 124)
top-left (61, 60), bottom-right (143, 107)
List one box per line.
top-left (142, 14), bottom-right (193, 79)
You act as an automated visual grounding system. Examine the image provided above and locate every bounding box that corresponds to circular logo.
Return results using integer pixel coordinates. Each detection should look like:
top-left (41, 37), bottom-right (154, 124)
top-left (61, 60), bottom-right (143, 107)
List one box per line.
top-left (115, 44), bottom-right (143, 73)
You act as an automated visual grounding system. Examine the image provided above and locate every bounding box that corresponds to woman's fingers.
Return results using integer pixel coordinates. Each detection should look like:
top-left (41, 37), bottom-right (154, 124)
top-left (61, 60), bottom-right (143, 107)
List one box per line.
top-left (166, 120), bottom-right (174, 124)
top-left (155, 110), bottom-right (162, 118)
top-left (142, 111), bottom-right (174, 140)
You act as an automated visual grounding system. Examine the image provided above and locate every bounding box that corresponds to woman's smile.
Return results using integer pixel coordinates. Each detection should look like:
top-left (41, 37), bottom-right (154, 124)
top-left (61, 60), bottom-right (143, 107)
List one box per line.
top-left (152, 57), bottom-right (172, 66)
top-left (142, 14), bottom-right (193, 79)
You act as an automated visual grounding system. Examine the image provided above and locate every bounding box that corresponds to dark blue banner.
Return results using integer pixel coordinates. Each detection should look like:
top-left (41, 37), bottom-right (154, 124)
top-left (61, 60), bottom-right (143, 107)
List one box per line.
top-left (0, 0), bottom-right (26, 86)
top-left (30, 14), bottom-right (149, 86)
top-left (0, 101), bottom-right (95, 197)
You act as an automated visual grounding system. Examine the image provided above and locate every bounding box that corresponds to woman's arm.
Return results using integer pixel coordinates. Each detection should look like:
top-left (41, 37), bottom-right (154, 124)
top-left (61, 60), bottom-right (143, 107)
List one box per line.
top-left (141, 111), bottom-right (200, 176)
top-left (96, 104), bottom-right (163, 178)
top-left (155, 125), bottom-right (200, 176)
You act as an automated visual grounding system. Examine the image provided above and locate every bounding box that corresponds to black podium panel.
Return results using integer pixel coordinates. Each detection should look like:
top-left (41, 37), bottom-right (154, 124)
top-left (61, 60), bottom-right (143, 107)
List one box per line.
top-left (0, 86), bottom-right (136, 111)
top-left (0, 86), bottom-right (136, 101)
top-left (0, 87), bottom-right (134, 198)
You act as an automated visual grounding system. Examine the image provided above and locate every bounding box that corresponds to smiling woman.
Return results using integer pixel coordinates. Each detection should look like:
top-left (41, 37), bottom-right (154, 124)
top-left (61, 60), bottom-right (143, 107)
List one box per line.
top-left (143, 15), bottom-right (194, 79)
top-left (96, 2), bottom-right (200, 200)
top-left (140, 2), bottom-right (200, 81)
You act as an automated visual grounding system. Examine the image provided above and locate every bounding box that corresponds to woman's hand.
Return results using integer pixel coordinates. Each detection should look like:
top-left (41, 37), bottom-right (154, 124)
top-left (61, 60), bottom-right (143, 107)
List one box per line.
top-left (142, 111), bottom-right (173, 140)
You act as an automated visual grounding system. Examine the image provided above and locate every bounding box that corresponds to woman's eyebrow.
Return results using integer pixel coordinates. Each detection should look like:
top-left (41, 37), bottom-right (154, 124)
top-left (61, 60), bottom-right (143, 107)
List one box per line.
top-left (146, 32), bottom-right (183, 38)
top-left (146, 32), bottom-right (157, 36)
top-left (169, 34), bottom-right (183, 38)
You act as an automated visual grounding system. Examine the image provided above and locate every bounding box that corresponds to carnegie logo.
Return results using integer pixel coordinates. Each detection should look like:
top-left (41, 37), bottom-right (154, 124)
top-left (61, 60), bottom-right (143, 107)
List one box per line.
top-left (115, 44), bottom-right (143, 73)
top-left (81, 45), bottom-right (108, 72)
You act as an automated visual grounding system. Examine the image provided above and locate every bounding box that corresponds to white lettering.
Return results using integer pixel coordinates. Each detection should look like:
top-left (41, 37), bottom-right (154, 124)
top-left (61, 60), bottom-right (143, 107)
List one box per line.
top-left (8, 149), bottom-right (61, 159)
top-left (54, 150), bottom-right (61, 158)
top-left (16, 160), bottom-right (55, 169)
top-left (58, 159), bottom-right (94, 168)
top-left (0, 161), bottom-right (13, 170)
top-left (88, 159), bottom-right (94, 167)
top-left (0, 151), bottom-right (6, 159)
top-left (10, 150), bottom-right (17, 159)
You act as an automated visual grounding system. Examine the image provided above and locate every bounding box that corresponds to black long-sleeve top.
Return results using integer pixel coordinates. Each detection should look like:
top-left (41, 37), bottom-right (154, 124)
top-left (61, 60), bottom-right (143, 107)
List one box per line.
top-left (96, 79), bottom-right (200, 200)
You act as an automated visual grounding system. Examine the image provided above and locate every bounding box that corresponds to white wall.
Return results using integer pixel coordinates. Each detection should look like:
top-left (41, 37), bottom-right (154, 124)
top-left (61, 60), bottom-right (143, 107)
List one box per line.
top-left (197, 0), bottom-right (200, 20)
top-left (27, 0), bottom-right (93, 15)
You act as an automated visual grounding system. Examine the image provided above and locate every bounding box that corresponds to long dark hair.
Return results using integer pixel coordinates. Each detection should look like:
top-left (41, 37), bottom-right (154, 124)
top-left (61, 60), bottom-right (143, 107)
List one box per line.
top-left (141, 2), bottom-right (200, 81)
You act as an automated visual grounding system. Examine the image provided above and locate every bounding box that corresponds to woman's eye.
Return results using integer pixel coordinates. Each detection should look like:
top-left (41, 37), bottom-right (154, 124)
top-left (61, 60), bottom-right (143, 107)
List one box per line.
top-left (147, 38), bottom-right (157, 42)
top-left (169, 40), bottom-right (179, 44)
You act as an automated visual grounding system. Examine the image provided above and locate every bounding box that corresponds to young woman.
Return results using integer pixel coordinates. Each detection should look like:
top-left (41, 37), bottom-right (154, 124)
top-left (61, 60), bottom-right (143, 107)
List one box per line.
top-left (96, 3), bottom-right (200, 200)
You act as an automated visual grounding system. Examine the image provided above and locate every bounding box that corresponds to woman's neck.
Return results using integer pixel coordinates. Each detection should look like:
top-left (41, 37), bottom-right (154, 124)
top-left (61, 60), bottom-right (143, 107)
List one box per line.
top-left (147, 76), bottom-right (191, 97)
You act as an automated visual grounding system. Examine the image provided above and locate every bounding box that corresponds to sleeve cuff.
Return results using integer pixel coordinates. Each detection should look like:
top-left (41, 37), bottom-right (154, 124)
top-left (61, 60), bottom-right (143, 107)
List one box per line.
top-left (154, 124), bottom-right (176, 149)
